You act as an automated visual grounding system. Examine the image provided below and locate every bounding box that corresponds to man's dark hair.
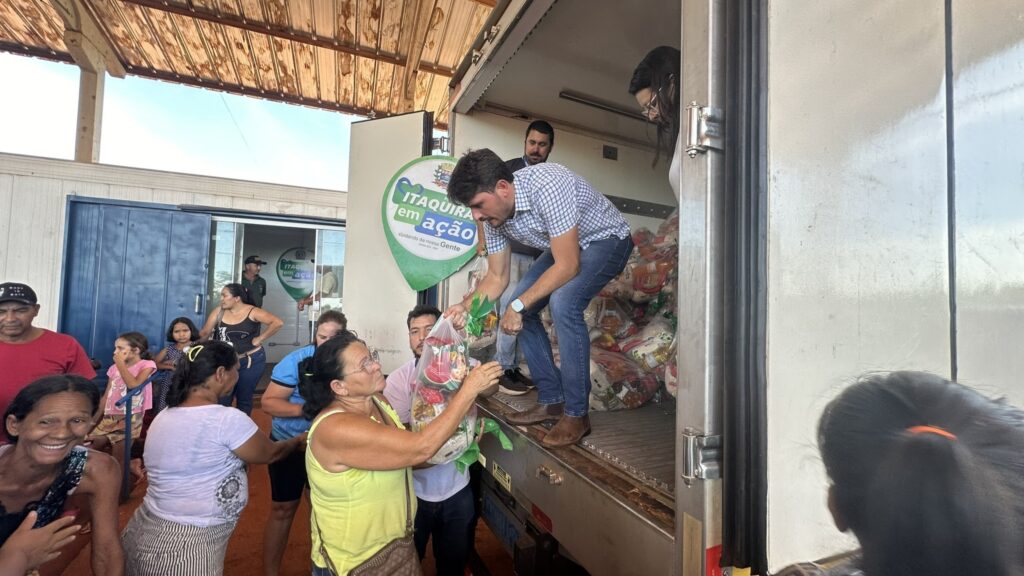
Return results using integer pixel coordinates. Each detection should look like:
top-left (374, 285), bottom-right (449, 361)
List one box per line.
top-left (447, 149), bottom-right (514, 206)
top-left (407, 305), bottom-right (441, 328)
top-left (525, 120), bottom-right (555, 147)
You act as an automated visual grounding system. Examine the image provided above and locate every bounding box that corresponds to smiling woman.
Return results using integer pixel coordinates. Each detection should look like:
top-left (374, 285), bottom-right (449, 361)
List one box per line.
top-left (0, 375), bottom-right (124, 575)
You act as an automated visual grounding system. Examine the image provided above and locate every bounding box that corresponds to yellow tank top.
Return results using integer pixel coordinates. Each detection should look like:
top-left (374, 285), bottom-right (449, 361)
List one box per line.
top-left (306, 397), bottom-right (415, 573)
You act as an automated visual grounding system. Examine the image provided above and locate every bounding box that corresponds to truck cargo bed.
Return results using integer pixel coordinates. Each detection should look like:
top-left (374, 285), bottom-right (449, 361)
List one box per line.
top-left (475, 389), bottom-right (675, 561)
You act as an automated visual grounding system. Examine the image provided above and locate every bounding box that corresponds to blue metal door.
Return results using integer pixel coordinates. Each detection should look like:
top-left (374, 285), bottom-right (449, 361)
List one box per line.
top-left (61, 198), bottom-right (211, 380)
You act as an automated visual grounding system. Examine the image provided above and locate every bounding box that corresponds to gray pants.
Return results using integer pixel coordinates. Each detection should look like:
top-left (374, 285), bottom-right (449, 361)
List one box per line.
top-left (122, 503), bottom-right (237, 576)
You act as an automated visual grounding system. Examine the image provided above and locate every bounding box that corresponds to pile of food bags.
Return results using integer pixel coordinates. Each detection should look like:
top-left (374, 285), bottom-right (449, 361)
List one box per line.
top-left (540, 210), bottom-right (681, 411)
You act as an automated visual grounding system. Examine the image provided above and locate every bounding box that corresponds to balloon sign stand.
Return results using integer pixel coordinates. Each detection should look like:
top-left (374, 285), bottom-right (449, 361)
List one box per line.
top-left (276, 247), bottom-right (315, 345)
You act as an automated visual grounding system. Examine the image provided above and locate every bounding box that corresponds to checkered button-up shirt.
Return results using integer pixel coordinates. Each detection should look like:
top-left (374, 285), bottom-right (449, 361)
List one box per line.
top-left (483, 163), bottom-right (630, 254)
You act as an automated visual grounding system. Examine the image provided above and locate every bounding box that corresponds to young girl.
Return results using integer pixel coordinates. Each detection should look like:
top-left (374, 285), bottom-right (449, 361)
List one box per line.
top-left (87, 332), bottom-right (157, 471)
top-left (152, 317), bottom-right (198, 412)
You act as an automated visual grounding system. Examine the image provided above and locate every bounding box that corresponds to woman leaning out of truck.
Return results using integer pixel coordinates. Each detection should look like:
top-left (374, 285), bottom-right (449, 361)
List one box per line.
top-left (298, 331), bottom-right (502, 575)
top-left (629, 46), bottom-right (682, 195)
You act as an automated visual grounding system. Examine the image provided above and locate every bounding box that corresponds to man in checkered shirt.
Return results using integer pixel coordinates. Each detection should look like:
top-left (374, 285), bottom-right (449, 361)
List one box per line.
top-left (445, 148), bottom-right (634, 447)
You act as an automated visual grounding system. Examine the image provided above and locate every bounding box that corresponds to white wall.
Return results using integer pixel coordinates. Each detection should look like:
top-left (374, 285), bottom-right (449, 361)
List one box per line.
top-left (452, 110), bottom-right (676, 233)
top-left (765, 1), bottom-right (951, 568)
top-left (343, 114), bottom-right (428, 374)
top-left (0, 153), bottom-right (347, 331)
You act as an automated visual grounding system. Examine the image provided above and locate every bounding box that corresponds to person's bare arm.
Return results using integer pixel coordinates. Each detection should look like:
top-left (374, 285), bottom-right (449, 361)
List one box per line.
top-left (311, 363), bottom-right (502, 471)
top-left (199, 309), bottom-right (219, 340)
top-left (260, 382), bottom-right (304, 419)
top-left (250, 308), bottom-right (284, 346)
top-left (232, 429), bottom-right (305, 464)
top-left (82, 451), bottom-right (124, 576)
top-left (113, 358), bottom-right (155, 390)
top-left (153, 348), bottom-right (176, 371)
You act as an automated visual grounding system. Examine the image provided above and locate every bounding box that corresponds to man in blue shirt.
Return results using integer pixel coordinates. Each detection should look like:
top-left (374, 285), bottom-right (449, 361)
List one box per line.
top-left (259, 309), bottom-right (347, 576)
top-left (384, 305), bottom-right (476, 576)
top-left (445, 149), bottom-right (633, 447)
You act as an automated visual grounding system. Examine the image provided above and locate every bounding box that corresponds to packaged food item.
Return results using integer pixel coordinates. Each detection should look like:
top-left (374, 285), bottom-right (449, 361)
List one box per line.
top-left (658, 357), bottom-right (678, 398)
top-left (588, 347), bottom-right (661, 411)
top-left (464, 258), bottom-right (497, 350)
top-left (411, 317), bottom-right (477, 464)
top-left (620, 317), bottom-right (676, 371)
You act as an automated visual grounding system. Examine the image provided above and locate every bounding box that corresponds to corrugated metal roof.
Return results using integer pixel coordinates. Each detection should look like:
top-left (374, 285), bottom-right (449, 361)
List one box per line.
top-left (0, 0), bottom-right (495, 127)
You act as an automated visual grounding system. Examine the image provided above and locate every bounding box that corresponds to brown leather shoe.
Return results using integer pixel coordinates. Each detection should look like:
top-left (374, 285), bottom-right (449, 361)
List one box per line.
top-left (505, 402), bottom-right (564, 425)
top-left (541, 414), bottom-right (591, 448)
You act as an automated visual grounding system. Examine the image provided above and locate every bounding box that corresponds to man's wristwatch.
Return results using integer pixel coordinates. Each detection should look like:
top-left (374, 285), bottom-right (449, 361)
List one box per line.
top-left (510, 298), bottom-right (525, 313)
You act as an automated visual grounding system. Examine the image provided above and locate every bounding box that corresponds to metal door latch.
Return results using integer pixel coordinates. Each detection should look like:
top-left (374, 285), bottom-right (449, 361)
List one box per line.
top-left (681, 428), bottom-right (721, 484)
top-left (685, 102), bottom-right (723, 158)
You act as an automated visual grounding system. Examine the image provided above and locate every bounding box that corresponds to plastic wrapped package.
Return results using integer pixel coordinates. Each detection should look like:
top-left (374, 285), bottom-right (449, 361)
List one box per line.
top-left (410, 318), bottom-right (477, 464)
top-left (620, 317), bottom-right (677, 371)
top-left (629, 259), bottom-right (675, 303)
top-left (657, 358), bottom-right (678, 398)
top-left (588, 347), bottom-right (661, 411)
top-left (464, 258), bottom-right (497, 350)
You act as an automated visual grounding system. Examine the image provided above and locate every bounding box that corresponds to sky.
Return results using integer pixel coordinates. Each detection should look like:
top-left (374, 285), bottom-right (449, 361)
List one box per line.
top-left (0, 52), bottom-right (359, 191)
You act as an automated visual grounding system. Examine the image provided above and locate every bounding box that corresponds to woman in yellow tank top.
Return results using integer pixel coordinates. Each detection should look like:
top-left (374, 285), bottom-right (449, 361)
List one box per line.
top-left (298, 331), bottom-right (502, 575)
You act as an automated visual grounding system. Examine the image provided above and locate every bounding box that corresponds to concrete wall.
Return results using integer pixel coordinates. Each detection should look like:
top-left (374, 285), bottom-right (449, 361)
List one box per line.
top-left (0, 152), bottom-right (347, 331)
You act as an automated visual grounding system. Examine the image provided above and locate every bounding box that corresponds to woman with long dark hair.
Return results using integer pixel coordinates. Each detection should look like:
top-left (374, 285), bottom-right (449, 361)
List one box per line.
top-left (0, 375), bottom-right (123, 575)
top-left (300, 332), bottom-right (502, 575)
top-left (121, 341), bottom-right (304, 576)
top-left (781, 371), bottom-right (1024, 576)
top-left (629, 46), bottom-right (682, 186)
top-left (199, 283), bottom-right (283, 415)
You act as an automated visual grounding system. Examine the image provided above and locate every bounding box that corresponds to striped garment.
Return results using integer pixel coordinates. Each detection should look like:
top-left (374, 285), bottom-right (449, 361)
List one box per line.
top-left (482, 162), bottom-right (630, 254)
top-left (121, 503), bottom-right (237, 576)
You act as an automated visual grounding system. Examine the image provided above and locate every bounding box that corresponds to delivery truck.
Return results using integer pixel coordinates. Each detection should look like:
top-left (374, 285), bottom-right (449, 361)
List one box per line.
top-left (343, 0), bottom-right (1024, 574)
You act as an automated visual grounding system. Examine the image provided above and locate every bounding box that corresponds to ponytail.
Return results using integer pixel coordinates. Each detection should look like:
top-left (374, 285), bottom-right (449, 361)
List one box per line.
top-left (167, 341), bottom-right (236, 407)
top-left (857, 432), bottom-right (1013, 576)
top-left (819, 371), bottom-right (1024, 576)
top-left (223, 283), bottom-right (253, 306)
top-left (298, 331), bottom-right (360, 420)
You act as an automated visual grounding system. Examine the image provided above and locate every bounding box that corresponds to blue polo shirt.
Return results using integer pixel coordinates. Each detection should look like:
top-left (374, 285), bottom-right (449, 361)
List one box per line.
top-left (269, 345), bottom-right (314, 440)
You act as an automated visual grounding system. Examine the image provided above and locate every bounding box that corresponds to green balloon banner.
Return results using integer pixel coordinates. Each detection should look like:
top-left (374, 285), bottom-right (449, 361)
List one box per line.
top-left (382, 156), bottom-right (477, 291)
top-left (275, 247), bottom-right (315, 301)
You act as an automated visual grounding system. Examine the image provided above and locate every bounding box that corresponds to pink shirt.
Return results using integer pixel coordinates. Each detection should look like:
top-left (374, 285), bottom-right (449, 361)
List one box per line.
top-left (104, 360), bottom-right (156, 415)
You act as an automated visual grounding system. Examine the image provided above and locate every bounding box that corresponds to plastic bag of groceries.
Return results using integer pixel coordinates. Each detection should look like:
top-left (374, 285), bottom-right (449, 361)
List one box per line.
top-left (464, 257), bottom-right (498, 350)
top-left (589, 347), bottom-right (661, 411)
top-left (620, 317), bottom-right (677, 371)
top-left (656, 357), bottom-right (678, 398)
top-left (411, 317), bottom-right (477, 464)
top-left (590, 298), bottom-right (638, 352)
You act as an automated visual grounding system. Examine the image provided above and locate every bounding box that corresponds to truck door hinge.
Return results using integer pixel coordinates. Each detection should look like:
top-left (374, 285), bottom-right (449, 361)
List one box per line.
top-left (684, 102), bottom-right (723, 158)
top-left (681, 428), bottom-right (721, 484)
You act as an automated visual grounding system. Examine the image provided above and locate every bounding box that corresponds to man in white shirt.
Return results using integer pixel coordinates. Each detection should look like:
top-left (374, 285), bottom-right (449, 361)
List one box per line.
top-left (383, 305), bottom-right (475, 576)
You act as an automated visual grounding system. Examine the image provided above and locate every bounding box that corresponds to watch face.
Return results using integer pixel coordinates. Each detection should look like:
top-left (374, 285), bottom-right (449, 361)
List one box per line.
top-left (512, 299), bottom-right (524, 312)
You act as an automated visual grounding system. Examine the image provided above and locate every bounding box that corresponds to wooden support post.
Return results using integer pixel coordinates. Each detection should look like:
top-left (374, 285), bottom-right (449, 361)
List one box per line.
top-left (75, 69), bottom-right (104, 163)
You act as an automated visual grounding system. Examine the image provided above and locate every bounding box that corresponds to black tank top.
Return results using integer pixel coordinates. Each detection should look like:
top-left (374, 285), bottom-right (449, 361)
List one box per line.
top-left (216, 307), bottom-right (262, 355)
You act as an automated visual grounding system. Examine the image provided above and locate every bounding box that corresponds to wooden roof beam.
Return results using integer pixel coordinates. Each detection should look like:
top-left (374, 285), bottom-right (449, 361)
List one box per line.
top-left (119, 0), bottom-right (455, 78)
top-left (47, 0), bottom-right (127, 77)
top-left (399, 0), bottom-right (436, 112)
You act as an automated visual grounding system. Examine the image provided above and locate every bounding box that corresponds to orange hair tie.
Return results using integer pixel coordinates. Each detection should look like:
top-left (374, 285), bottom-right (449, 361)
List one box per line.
top-left (906, 425), bottom-right (957, 441)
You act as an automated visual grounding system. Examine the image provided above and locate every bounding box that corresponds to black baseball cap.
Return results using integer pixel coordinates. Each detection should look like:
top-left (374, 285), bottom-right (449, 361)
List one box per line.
top-left (0, 283), bottom-right (38, 305)
top-left (244, 255), bottom-right (268, 265)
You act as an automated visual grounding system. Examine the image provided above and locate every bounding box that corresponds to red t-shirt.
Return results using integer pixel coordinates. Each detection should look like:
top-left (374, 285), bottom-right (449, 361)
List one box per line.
top-left (0, 330), bottom-right (96, 414)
